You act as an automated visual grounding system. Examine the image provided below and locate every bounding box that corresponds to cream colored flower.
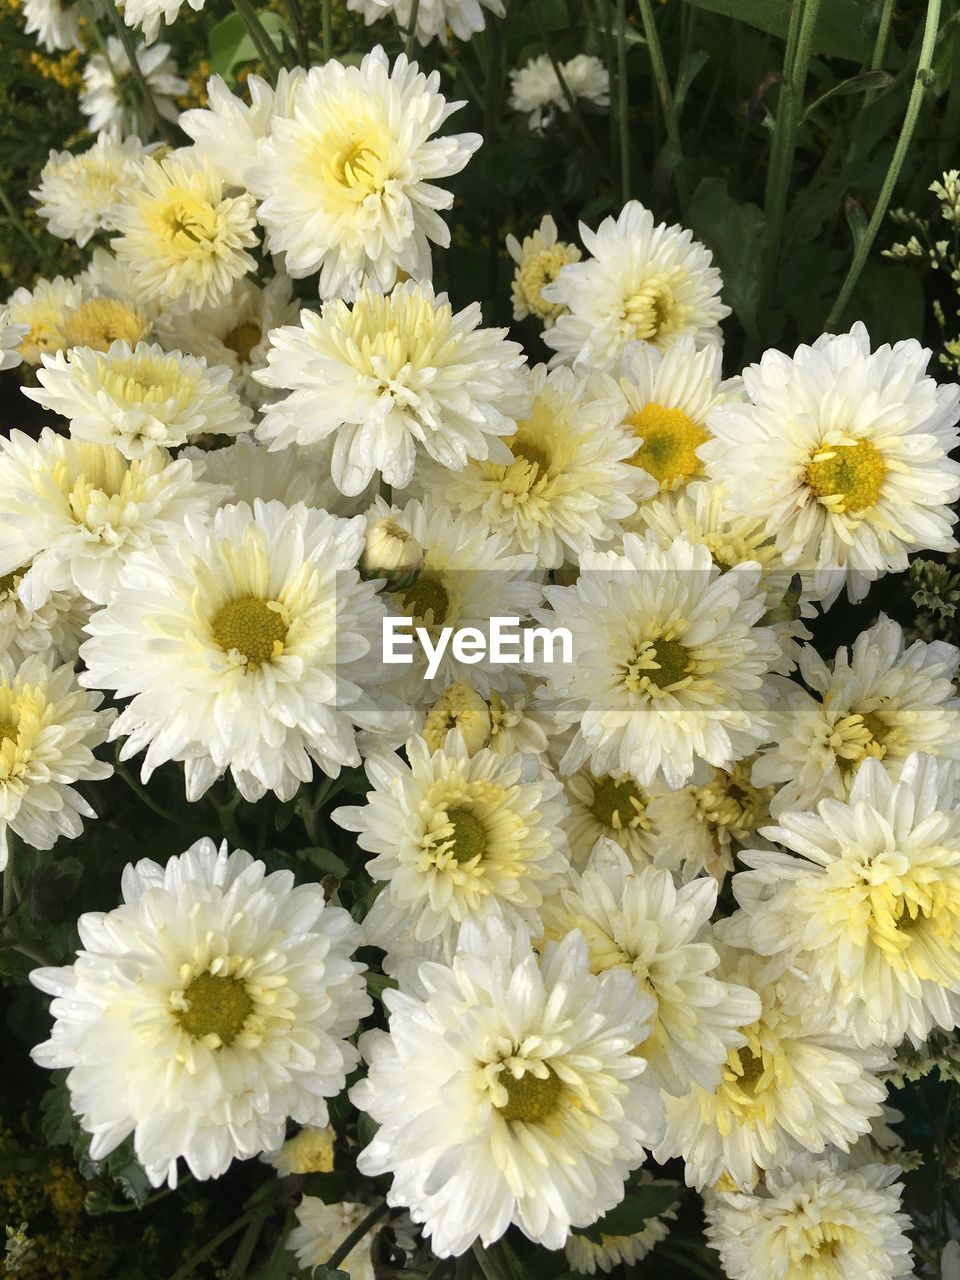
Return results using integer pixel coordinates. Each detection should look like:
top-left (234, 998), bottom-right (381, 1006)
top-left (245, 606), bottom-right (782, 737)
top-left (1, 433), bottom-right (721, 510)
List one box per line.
top-left (505, 214), bottom-right (581, 324)
top-left (32, 132), bottom-right (149, 248)
top-left (288, 1199), bottom-right (377, 1280)
top-left (80, 38), bottom-right (186, 135)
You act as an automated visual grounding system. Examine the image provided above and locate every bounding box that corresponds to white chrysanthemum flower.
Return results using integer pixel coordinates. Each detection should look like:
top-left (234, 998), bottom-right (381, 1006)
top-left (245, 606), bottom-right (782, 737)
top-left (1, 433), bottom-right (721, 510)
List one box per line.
top-left (542, 201), bottom-right (730, 371)
top-left (347, 0), bottom-right (502, 45)
top-left (5, 275), bottom-right (83, 366)
top-left (0, 305), bottom-right (27, 371)
top-left (249, 47), bottom-right (481, 300)
top-left (184, 436), bottom-right (347, 513)
top-left (178, 70), bottom-right (304, 190)
top-left (333, 732), bottom-right (569, 970)
top-left (0, 653), bottom-right (113, 868)
top-left (754, 615), bottom-right (960, 815)
top-left (351, 920), bottom-right (665, 1256)
top-left (63, 249), bottom-right (158, 353)
top-left (31, 132), bottom-right (149, 249)
top-left (505, 214), bottom-right (581, 324)
top-left (364, 497), bottom-right (541, 698)
top-left (655, 956), bottom-right (887, 1191)
top-left (80, 38), bottom-right (187, 134)
top-left (545, 841), bottom-right (761, 1095)
top-left (256, 281), bottom-right (528, 496)
top-left (509, 54), bottom-right (609, 132)
top-left (25, 341), bottom-right (251, 459)
top-left (419, 683), bottom-right (493, 754)
top-left (561, 768), bottom-right (661, 868)
top-left (120, 0), bottom-right (204, 46)
top-left (564, 1173), bottom-right (677, 1274)
top-left (23, 0), bottom-right (82, 50)
top-left (154, 275), bottom-right (300, 406)
top-left (416, 680), bottom-right (552, 758)
top-left (30, 839), bottom-right (371, 1187)
top-left (704, 1155), bottom-right (914, 1280)
top-left (111, 154), bottom-right (258, 310)
top-left (80, 500), bottom-right (410, 802)
top-left (702, 323), bottom-right (960, 601)
top-left (487, 683), bottom-right (553, 756)
top-left (288, 1199), bottom-right (377, 1279)
top-left (725, 753), bottom-right (960, 1050)
top-left (266, 1125), bottom-right (335, 1176)
top-left (0, 568), bottom-right (88, 667)
top-left (537, 533), bottom-right (781, 790)
top-left (414, 365), bottom-right (645, 568)
top-left (0, 430), bottom-right (226, 606)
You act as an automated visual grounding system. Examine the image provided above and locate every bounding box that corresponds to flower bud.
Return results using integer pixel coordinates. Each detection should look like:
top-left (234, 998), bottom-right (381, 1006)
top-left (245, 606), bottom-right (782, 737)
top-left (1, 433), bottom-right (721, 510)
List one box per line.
top-left (360, 517), bottom-right (424, 588)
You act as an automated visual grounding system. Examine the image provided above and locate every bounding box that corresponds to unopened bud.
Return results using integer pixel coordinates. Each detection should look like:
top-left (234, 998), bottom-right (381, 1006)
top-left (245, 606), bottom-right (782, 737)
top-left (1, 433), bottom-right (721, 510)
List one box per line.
top-left (360, 517), bottom-right (424, 588)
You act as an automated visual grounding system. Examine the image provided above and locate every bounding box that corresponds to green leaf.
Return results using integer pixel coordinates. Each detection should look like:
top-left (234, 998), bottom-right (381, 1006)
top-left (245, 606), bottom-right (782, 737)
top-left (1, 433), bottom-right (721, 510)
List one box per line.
top-left (576, 1185), bottom-right (680, 1243)
top-left (675, 50), bottom-right (710, 113)
top-left (803, 69), bottom-right (894, 120)
top-left (300, 846), bottom-right (350, 878)
top-left (310, 1269), bottom-right (351, 1279)
top-left (688, 177), bottom-right (767, 339)
top-left (208, 11), bottom-right (289, 80)
top-left (40, 1073), bottom-right (76, 1148)
top-left (679, 0), bottom-right (879, 64)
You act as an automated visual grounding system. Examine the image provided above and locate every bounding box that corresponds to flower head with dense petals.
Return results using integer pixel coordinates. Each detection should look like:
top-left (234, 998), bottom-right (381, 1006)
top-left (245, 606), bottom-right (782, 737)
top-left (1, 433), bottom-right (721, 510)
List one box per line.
top-left (249, 48), bottom-right (481, 300)
top-left (347, 0), bottom-right (503, 47)
top-left (560, 767), bottom-right (661, 868)
top-left (333, 733), bottom-right (569, 970)
top-left (23, 0), bottom-right (82, 50)
top-left (414, 365), bottom-right (645, 568)
top-left (255, 281), bottom-right (528, 496)
top-left (80, 500), bottom-right (410, 802)
top-left (5, 275), bottom-right (83, 366)
top-left (753, 616), bottom-right (960, 815)
top-left (351, 921), bottom-right (665, 1256)
top-left (542, 201), bottom-right (730, 371)
top-left (544, 841), bottom-right (761, 1094)
top-left (725, 753), bottom-right (960, 1049)
top-left (120, 0), bottom-right (205, 46)
top-left (0, 567), bottom-right (88, 667)
top-left (80, 39), bottom-right (186, 135)
top-left (564, 1172), bottom-right (677, 1274)
top-left (509, 54), bottom-right (609, 132)
top-left (288, 1200), bottom-right (378, 1279)
top-left (536, 533), bottom-right (781, 790)
top-left (0, 430), bottom-right (227, 606)
top-left (505, 214), bottom-right (581, 324)
top-left (702, 323), bottom-right (960, 601)
top-left (185, 436), bottom-right (347, 513)
top-left (0, 654), bottom-right (113, 868)
top-left (704, 1154), bottom-right (914, 1280)
top-left (31, 132), bottom-right (149, 249)
top-left (26, 341), bottom-right (252, 459)
top-left (111, 154), bottom-right (258, 309)
top-left (30, 839), bottom-right (371, 1187)
top-left (0, 306), bottom-right (27, 372)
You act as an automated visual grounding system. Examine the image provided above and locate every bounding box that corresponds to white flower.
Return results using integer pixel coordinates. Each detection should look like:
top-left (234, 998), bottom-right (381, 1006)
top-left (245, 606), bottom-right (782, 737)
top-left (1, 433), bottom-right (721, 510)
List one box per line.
top-left (509, 54), bottom-right (609, 132)
top-left (754, 615), bottom-right (960, 815)
top-left (361, 516), bottom-right (424, 581)
top-left (5, 275), bottom-right (83, 366)
top-left (185, 436), bottom-right (347, 513)
top-left (347, 0), bottom-right (503, 46)
top-left (505, 214), bottom-right (581, 324)
top-left (153, 274), bottom-right (300, 406)
top-left (288, 1199), bottom-right (377, 1280)
top-left (178, 69), bottom-right (305, 190)
top-left (564, 1173), bottom-right (677, 1274)
top-left (545, 841), bottom-right (761, 1094)
top-left (249, 47), bottom-right (481, 300)
top-left (31, 132), bottom-right (149, 249)
top-left (25, 341), bottom-right (251, 459)
top-left (537, 533), bottom-right (781, 790)
top-left (655, 956), bottom-right (887, 1190)
top-left (30, 839), bottom-right (371, 1187)
top-left (704, 1155), bottom-right (914, 1280)
top-left (702, 323), bottom-right (960, 601)
top-left (414, 365), bottom-right (645, 568)
top-left (0, 430), bottom-right (226, 606)
top-left (120, 0), bottom-right (205, 46)
top-left (80, 500), bottom-right (410, 802)
top-left (560, 768), bottom-right (661, 868)
top-left (351, 920), bottom-right (665, 1256)
top-left (333, 732), bottom-right (569, 970)
top-left (255, 282), bottom-right (528, 496)
top-left (0, 568), bottom-right (89, 667)
top-left (542, 201), bottom-right (730, 371)
top-left (23, 0), bottom-right (82, 50)
top-left (725, 753), bottom-right (960, 1050)
top-left (111, 153), bottom-right (258, 310)
top-left (0, 654), bottom-right (113, 868)
top-left (0, 306), bottom-right (27, 372)
top-left (80, 38), bottom-right (186, 135)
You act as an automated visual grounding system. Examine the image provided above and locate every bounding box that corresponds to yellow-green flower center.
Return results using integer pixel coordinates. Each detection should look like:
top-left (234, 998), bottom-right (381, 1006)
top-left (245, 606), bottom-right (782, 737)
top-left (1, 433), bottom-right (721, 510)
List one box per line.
top-left (0, 568), bottom-right (23, 596)
top-left (516, 244), bottom-right (578, 321)
top-left (61, 298), bottom-right (149, 352)
top-left (444, 807), bottom-right (487, 862)
top-left (510, 439), bottom-right (552, 477)
top-left (646, 638), bottom-right (691, 688)
top-left (623, 276), bottom-right (681, 343)
top-left (0, 721), bottom-right (19, 745)
top-left (400, 574), bottom-right (449, 626)
top-left (157, 194), bottom-right (219, 251)
top-left (224, 321), bottom-right (261, 364)
top-left (211, 597), bottom-right (287, 667)
top-left (805, 439), bottom-right (886, 513)
top-left (176, 972), bottom-right (253, 1046)
top-left (497, 1066), bottom-right (562, 1124)
top-left (627, 402), bottom-right (708, 488)
top-left (591, 775), bottom-right (645, 830)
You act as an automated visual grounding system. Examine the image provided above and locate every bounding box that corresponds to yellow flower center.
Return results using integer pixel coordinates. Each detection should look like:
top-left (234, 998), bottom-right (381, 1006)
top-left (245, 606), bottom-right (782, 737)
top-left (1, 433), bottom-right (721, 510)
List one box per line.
top-left (804, 439), bottom-right (886, 513)
top-left (94, 350), bottom-right (197, 408)
top-left (400, 574), bottom-right (449, 627)
top-left (422, 684), bottom-right (491, 754)
top-left (444, 807), bottom-right (487, 863)
top-left (154, 192), bottom-right (219, 255)
top-left (627, 403), bottom-right (708, 489)
top-left (61, 298), bottom-right (150, 352)
top-left (0, 568), bottom-right (23, 596)
top-left (223, 321), bottom-right (261, 364)
top-left (622, 274), bottom-right (685, 343)
top-left (830, 710), bottom-right (889, 773)
top-left (211, 597), bottom-right (288, 667)
top-left (0, 721), bottom-right (19, 745)
top-left (590, 774), bottom-right (648, 832)
top-left (497, 1066), bottom-right (562, 1124)
top-left (692, 761), bottom-right (771, 841)
top-left (176, 972), bottom-right (253, 1047)
top-left (511, 438), bottom-right (552, 476)
top-left (516, 245), bottom-right (577, 321)
top-left (623, 637), bottom-right (691, 695)
top-left (715, 1032), bottom-right (784, 1126)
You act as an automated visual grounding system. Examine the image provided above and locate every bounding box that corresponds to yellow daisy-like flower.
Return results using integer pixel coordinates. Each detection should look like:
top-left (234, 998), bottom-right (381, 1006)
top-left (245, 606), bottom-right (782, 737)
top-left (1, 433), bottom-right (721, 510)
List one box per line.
top-left (505, 214), bottom-right (581, 324)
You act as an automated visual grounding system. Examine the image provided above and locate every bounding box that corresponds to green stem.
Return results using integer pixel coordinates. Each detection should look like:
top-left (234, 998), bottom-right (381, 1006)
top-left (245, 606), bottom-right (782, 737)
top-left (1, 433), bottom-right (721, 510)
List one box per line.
top-left (865, 0), bottom-right (896, 94)
top-left (231, 0), bottom-right (284, 76)
top-left (95, 0), bottom-right (169, 140)
top-left (2, 833), bottom-right (17, 919)
top-left (471, 1242), bottom-right (521, 1280)
top-left (761, 0), bottom-right (823, 300)
top-left (8, 941), bottom-right (56, 968)
top-left (825, 0), bottom-right (942, 329)
top-left (113, 752), bottom-right (196, 830)
top-left (404, 0), bottom-right (421, 56)
top-left (224, 1210), bottom-right (268, 1280)
top-left (326, 1202), bottom-right (390, 1271)
top-left (166, 1212), bottom-right (258, 1280)
top-left (282, 0), bottom-right (308, 64)
top-left (615, 0), bottom-right (630, 202)
top-left (322, 0), bottom-right (332, 60)
top-left (637, 0), bottom-right (687, 210)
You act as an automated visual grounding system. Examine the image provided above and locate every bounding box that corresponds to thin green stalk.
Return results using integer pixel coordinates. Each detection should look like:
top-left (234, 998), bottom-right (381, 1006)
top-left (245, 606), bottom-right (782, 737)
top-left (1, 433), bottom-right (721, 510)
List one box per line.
top-left (615, 0), bottom-right (630, 202)
top-left (224, 1210), bottom-right (268, 1280)
top-left (113, 752), bottom-right (196, 830)
top-left (326, 1202), bottom-right (390, 1270)
top-left (322, 0), bottom-right (332, 60)
top-left (166, 1211), bottom-right (258, 1280)
top-left (544, 46), bottom-right (595, 151)
top-left (761, 0), bottom-right (824, 299)
top-left (0, 178), bottom-right (46, 266)
top-left (282, 0), bottom-right (308, 64)
top-left (638, 0), bottom-right (687, 210)
top-left (2, 834), bottom-right (18, 919)
top-left (826, 0), bottom-right (942, 329)
top-left (404, 0), bottom-right (421, 57)
top-left (9, 940), bottom-right (57, 968)
top-left (231, 0), bottom-right (284, 76)
top-left (96, 0), bottom-right (170, 140)
top-left (865, 0), bottom-right (896, 106)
